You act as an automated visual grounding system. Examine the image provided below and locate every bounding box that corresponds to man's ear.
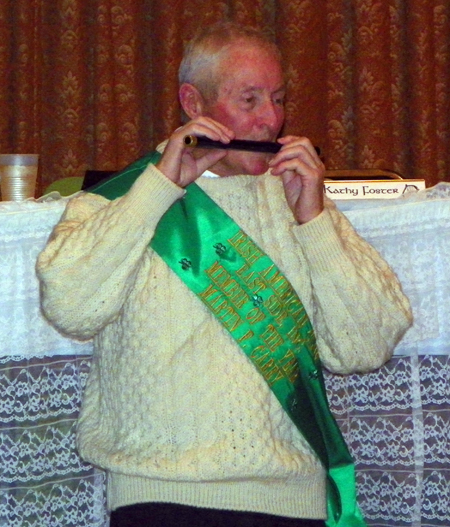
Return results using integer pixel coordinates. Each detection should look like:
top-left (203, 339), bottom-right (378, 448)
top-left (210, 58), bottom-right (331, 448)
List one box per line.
top-left (179, 83), bottom-right (206, 120)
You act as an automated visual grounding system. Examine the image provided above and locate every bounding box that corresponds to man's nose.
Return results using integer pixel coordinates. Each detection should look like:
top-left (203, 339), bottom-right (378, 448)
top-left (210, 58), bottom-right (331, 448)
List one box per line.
top-left (258, 99), bottom-right (283, 130)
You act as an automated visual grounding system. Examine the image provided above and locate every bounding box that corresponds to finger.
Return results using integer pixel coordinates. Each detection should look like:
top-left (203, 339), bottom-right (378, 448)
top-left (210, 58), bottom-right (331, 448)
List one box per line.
top-left (269, 150), bottom-right (324, 177)
top-left (276, 136), bottom-right (322, 166)
top-left (180, 117), bottom-right (235, 145)
top-left (270, 157), bottom-right (324, 178)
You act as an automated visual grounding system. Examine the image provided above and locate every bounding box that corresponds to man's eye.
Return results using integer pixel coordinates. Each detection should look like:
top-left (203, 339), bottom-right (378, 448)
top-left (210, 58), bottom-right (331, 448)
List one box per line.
top-left (244, 96), bottom-right (255, 104)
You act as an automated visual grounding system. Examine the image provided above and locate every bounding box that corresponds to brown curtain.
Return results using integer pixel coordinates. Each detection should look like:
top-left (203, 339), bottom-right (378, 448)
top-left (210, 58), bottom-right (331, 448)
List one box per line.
top-left (0, 0), bottom-right (449, 194)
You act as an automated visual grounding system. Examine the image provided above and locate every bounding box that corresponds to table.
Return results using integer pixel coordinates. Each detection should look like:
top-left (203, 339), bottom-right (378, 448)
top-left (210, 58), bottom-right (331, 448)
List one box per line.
top-left (1, 187), bottom-right (449, 527)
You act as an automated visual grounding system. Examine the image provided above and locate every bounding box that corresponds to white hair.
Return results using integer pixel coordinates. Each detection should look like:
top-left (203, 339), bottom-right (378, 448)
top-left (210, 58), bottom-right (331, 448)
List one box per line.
top-left (179, 21), bottom-right (282, 103)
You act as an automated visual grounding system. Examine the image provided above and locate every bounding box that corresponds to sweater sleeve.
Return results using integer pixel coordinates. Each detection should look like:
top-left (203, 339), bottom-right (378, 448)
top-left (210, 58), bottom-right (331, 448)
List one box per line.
top-left (36, 164), bottom-right (185, 340)
top-left (292, 199), bottom-right (413, 374)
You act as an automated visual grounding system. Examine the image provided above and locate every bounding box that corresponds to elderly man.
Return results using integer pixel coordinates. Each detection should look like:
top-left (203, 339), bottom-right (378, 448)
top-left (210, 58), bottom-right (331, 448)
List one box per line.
top-left (37, 22), bottom-right (412, 527)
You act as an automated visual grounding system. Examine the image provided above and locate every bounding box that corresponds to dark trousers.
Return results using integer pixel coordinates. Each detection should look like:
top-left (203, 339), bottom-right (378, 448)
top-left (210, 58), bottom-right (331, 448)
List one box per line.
top-left (110, 502), bottom-right (327, 527)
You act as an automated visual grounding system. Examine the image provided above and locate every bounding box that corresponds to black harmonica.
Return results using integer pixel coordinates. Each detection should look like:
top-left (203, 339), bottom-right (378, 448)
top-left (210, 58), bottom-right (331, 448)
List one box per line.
top-left (183, 135), bottom-right (320, 156)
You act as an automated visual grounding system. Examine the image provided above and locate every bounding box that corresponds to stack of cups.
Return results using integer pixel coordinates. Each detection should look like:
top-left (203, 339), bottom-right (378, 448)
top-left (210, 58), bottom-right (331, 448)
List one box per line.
top-left (0, 154), bottom-right (39, 201)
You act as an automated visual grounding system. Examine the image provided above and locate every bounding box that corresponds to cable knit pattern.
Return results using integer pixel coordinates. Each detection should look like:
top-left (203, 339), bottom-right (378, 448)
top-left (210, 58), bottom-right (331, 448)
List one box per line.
top-left (36, 162), bottom-right (412, 519)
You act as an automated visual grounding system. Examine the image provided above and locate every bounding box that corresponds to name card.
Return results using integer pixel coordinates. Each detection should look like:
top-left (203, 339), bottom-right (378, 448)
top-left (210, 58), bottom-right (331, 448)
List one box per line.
top-left (324, 179), bottom-right (426, 200)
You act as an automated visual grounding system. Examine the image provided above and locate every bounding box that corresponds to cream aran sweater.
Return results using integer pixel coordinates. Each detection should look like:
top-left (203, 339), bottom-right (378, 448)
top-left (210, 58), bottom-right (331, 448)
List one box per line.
top-left (37, 160), bottom-right (412, 520)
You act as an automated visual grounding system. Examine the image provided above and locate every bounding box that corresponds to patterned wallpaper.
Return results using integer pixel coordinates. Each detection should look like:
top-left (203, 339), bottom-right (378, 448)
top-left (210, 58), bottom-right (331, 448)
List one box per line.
top-left (0, 1), bottom-right (449, 193)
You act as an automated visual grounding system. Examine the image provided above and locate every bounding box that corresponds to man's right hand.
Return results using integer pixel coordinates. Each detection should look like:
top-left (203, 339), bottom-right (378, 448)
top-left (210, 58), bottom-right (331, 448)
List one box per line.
top-left (155, 117), bottom-right (235, 187)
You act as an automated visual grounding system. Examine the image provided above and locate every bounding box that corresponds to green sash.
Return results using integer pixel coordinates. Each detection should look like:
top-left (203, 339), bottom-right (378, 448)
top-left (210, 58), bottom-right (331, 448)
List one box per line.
top-left (90, 153), bottom-right (367, 527)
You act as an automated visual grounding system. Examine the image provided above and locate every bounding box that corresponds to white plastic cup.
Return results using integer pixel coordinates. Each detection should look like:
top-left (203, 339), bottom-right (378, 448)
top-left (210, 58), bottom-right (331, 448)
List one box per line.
top-left (0, 154), bottom-right (39, 201)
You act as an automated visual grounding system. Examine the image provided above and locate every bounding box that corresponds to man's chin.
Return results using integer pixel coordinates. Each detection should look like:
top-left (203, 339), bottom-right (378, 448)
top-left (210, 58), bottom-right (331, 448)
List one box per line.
top-left (246, 166), bottom-right (269, 176)
top-left (243, 152), bottom-right (271, 175)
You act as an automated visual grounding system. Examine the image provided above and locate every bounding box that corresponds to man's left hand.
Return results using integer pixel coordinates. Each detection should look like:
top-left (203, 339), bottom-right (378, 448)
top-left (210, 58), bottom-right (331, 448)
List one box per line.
top-left (269, 136), bottom-right (325, 224)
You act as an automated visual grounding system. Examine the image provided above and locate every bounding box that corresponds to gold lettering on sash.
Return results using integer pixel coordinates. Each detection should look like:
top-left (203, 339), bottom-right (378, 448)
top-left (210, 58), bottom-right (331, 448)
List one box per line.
top-left (265, 294), bottom-right (289, 325)
top-left (206, 261), bottom-right (248, 308)
top-left (246, 307), bottom-right (266, 325)
top-left (279, 349), bottom-right (300, 383)
top-left (200, 229), bottom-right (318, 382)
top-left (261, 324), bottom-right (284, 353)
top-left (291, 308), bottom-right (308, 326)
top-left (260, 266), bottom-right (304, 316)
top-left (279, 292), bottom-right (306, 321)
top-left (229, 231), bottom-right (264, 265)
top-left (199, 285), bottom-right (244, 332)
top-left (237, 330), bottom-right (254, 343)
top-left (287, 325), bottom-right (308, 345)
top-left (236, 263), bottom-right (267, 293)
top-left (289, 326), bottom-right (319, 362)
top-left (260, 358), bottom-right (285, 386)
top-left (250, 346), bottom-right (284, 386)
top-left (261, 265), bottom-right (290, 296)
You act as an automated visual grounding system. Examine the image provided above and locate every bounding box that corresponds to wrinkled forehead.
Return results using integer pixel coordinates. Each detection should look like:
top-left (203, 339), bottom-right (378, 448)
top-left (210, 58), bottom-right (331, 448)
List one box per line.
top-left (218, 38), bottom-right (281, 68)
top-left (214, 41), bottom-right (284, 91)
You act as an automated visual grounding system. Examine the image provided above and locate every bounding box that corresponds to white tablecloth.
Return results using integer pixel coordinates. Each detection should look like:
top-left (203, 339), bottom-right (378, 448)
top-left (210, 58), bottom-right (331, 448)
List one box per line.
top-left (338, 184), bottom-right (450, 356)
top-left (2, 185), bottom-right (450, 358)
top-left (0, 198), bottom-right (92, 357)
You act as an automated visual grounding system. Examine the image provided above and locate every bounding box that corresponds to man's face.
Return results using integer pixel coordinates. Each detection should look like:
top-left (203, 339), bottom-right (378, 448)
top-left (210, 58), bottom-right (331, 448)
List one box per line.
top-left (201, 42), bottom-right (285, 176)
